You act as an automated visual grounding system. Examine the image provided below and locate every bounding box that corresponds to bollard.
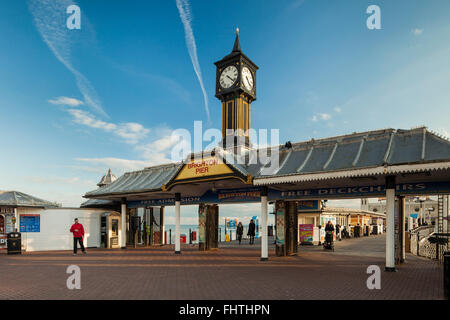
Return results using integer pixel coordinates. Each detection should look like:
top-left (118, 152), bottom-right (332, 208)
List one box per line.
top-left (444, 251), bottom-right (450, 300)
top-left (219, 228), bottom-right (221, 242)
top-left (169, 229), bottom-right (172, 245)
top-left (189, 228), bottom-right (192, 244)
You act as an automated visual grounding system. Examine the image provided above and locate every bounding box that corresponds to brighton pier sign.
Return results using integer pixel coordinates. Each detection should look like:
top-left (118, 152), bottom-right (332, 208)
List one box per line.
top-left (127, 181), bottom-right (450, 207)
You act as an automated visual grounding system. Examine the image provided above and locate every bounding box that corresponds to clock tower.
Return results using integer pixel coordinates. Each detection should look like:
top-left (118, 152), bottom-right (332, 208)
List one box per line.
top-left (215, 29), bottom-right (258, 150)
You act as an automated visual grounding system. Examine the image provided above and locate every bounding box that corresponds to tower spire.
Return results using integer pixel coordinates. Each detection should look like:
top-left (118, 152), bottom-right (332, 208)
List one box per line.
top-left (232, 28), bottom-right (241, 52)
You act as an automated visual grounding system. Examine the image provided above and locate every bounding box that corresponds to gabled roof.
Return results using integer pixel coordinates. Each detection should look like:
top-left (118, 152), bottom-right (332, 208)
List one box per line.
top-left (254, 127), bottom-right (450, 184)
top-left (80, 198), bottom-right (119, 209)
top-left (85, 163), bottom-right (182, 197)
top-left (0, 191), bottom-right (60, 208)
top-left (84, 127), bottom-right (450, 198)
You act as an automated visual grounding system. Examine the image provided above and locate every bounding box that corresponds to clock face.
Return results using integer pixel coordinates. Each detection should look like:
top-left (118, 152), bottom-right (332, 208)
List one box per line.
top-left (219, 65), bottom-right (238, 89)
top-left (242, 67), bottom-right (254, 91)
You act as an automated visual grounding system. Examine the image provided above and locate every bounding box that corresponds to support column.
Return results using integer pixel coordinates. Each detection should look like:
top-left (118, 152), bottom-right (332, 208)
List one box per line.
top-left (261, 187), bottom-right (268, 261)
top-left (198, 204), bottom-right (206, 251)
top-left (275, 201), bottom-right (286, 256)
top-left (121, 198), bottom-right (127, 249)
top-left (13, 207), bottom-right (18, 232)
top-left (286, 201), bottom-right (298, 255)
top-left (385, 176), bottom-right (397, 272)
top-left (160, 206), bottom-right (165, 245)
top-left (175, 193), bottom-right (181, 254)
top-left (398, 196), bottom-right (406, 263)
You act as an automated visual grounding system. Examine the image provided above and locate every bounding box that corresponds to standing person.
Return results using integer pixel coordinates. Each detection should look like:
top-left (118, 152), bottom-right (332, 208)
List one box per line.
top-left (248, 219), bottom-right (256, 244)
top-left (70, 218), bottom-right (86, 255)
top-left (336, 223), bottom-right (341, 241)
top-left (236, 222), bottom-right (243, 245)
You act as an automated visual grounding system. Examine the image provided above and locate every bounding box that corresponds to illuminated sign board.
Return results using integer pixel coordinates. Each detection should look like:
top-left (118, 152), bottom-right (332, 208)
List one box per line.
top-left (174, 157), bottom-right (233, 181)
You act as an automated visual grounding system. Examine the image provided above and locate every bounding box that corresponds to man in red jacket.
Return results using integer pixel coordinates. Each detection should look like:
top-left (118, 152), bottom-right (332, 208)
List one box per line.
top-left (70, 218), bottom-right (86, 255)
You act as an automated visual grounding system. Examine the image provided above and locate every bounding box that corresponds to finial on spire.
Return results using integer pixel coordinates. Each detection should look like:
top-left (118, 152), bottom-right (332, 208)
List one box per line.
top-left (232, 28), bottom-right (241, 52)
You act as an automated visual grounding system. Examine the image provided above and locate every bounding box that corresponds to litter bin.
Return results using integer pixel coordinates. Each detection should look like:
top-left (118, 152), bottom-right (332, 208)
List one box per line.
top-left (444, 251), bottom-right (450, 300)
top-left (7, 232), bottom-right (21, 255)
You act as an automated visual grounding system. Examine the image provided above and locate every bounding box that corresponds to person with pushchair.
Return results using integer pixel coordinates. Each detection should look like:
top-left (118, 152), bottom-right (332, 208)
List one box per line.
top-left (324, 220), bottom-right (335, 250)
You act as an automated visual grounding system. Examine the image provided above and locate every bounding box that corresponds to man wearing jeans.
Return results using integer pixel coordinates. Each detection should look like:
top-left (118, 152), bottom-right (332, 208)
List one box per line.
top-left (70, 218), bottom-right (86, 255)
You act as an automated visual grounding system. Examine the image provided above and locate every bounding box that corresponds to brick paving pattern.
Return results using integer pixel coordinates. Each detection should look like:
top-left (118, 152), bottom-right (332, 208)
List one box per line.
top-left (0, 234), bottom-right (444, 299)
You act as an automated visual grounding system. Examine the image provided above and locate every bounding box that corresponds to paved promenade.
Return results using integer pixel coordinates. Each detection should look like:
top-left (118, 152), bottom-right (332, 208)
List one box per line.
top-left (0, 234), bottom-right (444, 299)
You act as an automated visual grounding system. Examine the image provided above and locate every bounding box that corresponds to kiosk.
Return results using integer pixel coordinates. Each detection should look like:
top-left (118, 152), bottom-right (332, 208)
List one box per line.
top-left (100, 212), bottom-right (121, 249)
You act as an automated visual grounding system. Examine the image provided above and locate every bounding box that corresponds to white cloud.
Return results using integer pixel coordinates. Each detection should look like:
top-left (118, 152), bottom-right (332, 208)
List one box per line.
top-left (312, 113), bottom-right (332, 121)
top-left (176, 0), bottom-right (210, 122)
top-left (334, 107), bottom-right (342, 113)
top-left (412, 28), bottom-right (424, 36)
top-left (27, 175), bottom-right (95, 187)
top-left (49, 96), bottom-right (84, 107)
top-left (76, 157), bottom-right (153, 173)
top-left (66, 109), bottom-right (150, 144)
top-left (115, 122), bottom-right (150, 144)
top-left (68, 109), bottom-right (117, 131)
top-left (28, 0), bottom-right (107, 117)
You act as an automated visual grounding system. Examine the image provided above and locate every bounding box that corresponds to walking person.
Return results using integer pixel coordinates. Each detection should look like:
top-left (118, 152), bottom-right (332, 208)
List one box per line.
top-left (248, 219), bottom-right (256, 245)
top-left (70, 218), bottom-right (86, 255)
top-left (236, 222), bottom-right (243, 244)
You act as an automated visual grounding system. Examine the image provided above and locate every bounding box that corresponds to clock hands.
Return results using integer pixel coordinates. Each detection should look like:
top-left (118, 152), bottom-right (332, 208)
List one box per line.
top-left (227, 75), bottom-right (234, 81)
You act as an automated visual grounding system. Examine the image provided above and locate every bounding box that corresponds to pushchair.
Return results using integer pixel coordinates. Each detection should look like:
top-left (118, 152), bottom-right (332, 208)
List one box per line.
top-left (323, 231), bottom-right (334, 251)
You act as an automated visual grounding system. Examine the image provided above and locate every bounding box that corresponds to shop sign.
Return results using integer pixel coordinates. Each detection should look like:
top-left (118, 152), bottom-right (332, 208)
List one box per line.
top-left (297, 200), bottom-right (320, 212)
top-left (174, 157), bottom-right (233, 181)
top-left (271, 181), bottom-right (450, 200)
top-left (0, 207), bottom-right (14, 214)
top-left (217, 188), bottom-right (260, 203)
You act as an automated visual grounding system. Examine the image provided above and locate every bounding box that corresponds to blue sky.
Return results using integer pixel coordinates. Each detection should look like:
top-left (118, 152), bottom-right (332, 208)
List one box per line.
top-left (1, 0), bottom-right (450, 224)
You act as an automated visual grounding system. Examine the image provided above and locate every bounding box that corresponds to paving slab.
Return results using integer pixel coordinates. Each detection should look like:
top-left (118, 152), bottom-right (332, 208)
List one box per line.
top-left (0, 234), bottom-right (443, 300)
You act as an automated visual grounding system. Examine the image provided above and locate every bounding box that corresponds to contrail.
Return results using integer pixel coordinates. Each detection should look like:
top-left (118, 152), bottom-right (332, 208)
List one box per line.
top-left (175, 0), bottom-right (210, 122)
top-left (28, 0), bottom-right (107, 118)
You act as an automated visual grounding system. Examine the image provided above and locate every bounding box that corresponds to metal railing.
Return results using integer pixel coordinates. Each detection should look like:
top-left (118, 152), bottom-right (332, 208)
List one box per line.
top-left (410, 226), bottom-right (450, 263)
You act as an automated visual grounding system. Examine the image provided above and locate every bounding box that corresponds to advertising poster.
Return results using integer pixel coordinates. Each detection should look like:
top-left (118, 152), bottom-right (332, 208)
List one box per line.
top-left (0, 233), bottom-right (6, 250)
top-left (19, 214), bottom-right (40, 232)
top-left (276, 211), bottom-right (285, 245)
top-left (299, 224), bottom-right (314, 243)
